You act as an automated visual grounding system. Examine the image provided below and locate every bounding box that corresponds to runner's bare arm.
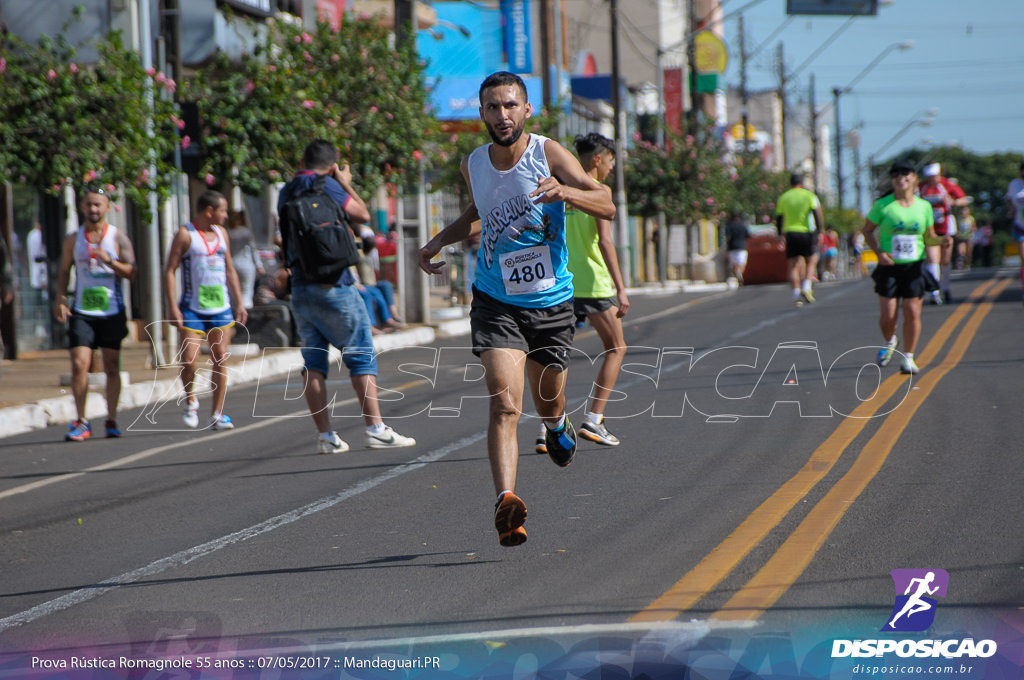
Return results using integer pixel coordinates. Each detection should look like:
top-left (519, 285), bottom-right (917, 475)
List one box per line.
top-left (53, 233), bottom-right (77, 322)
top-left (532, 140), bottom-right (615, 220)
top-left (419, 158), bottom-right (482, 275)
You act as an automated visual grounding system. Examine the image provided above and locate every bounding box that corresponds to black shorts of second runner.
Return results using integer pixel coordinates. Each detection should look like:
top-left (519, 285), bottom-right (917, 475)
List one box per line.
top-left (872, 259), bottom-right (931, 299)
top-left (573, 296), bottom-right (616, 318)
top-left (470, 286), bottom-right (575, 370)
top-left (68, 311), bottom-right (129, 350)
top-left (784, 231), bottom-right (817, 259)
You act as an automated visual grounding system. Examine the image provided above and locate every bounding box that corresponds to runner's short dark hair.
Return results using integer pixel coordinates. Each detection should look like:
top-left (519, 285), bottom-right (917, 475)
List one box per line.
top-left (302, 139), bottom-right (339, 171)
top-left (196, 190), bottom-right (227, 213)
top-left (479, 71), bottom-right (527, 102)
top-left (574, 132), bottom-right (615, 158)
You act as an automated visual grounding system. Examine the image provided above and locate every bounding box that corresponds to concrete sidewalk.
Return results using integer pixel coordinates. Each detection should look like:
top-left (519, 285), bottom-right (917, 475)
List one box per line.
top-left (0, 315), bottom-right (472, 440)
top-left (0, 280), bottom-right (724, 439)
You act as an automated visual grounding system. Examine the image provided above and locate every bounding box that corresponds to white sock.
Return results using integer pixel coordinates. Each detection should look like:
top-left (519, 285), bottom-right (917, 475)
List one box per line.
top-left (792, 288), bottom-right (802, 300)
top-left (319, 431), bottom-right (335, 441)
top-left (544, 415), bottom-right (566, 431)
top-left (584, 411), bottom-right (603, 426)
top-left (925, 262), bottom-right (940, 281)
top-left (367, 423), bottom-right (387, 435)
top-left (802, 279), bottom-right (813, 292)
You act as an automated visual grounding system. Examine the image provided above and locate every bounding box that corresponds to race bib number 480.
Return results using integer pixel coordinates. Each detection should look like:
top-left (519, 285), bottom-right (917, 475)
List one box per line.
top-left (500, 245), bottom-right (555, 296)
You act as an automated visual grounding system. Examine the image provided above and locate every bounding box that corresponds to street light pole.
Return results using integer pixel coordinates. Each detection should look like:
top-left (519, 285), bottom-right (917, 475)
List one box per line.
top-left (609, 0), bottom-right (631, 286)
top-left (828, 40), bottom-right (913, 211)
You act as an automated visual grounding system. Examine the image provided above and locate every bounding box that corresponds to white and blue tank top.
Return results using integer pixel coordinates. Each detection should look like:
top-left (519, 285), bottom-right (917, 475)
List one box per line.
top-left (72, 225), bottom-right (125, 317)
top-left (468, 134), bottom-right (573, 308)
top-left (179, 224), bottom-right (232, 315)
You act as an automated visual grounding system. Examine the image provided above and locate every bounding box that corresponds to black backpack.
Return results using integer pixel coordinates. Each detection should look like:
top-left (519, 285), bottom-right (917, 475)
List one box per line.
top-left (280, 175), bottom-right (361, 284)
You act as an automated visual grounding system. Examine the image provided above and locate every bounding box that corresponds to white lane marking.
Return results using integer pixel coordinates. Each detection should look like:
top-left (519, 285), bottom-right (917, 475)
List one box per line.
top-left (0, 407), bottom-right (309, 501)
top-left (0, 432), bottom-right (487, 632)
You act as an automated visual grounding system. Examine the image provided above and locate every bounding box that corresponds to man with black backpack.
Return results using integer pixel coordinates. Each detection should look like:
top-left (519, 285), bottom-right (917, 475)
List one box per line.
top-left (278, 139), bottom-right (415, 454)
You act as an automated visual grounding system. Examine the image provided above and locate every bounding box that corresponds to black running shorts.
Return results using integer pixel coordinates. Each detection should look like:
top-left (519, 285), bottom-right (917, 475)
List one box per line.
top-left (872, 260), bottom-right (931, 299)
top-left (573, 296), bottom-right (616, 318)
top-left (470, 287), bottom-right (575, 370)
top-left (784, 231), bottom-right (817, 259)
top-left (68, 311), bottom-right (129, 350)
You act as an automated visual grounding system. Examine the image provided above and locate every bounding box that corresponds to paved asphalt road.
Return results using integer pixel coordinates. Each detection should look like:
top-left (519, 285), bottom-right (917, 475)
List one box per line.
top-left (1, 270), bottom-right (1021, 672)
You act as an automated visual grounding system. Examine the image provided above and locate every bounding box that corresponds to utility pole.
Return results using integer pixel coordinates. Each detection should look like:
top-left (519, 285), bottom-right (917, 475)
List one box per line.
top-left (609, 0), bottom-right (631, 286)
top-left (833, 86), bottom-right (844, 210)
top-left (138, 0), bottom-right (164, 365)
top-left (739, 13), bottom-right (749, 152)
top-left (778, 41), bottom-right (788, 169)
top-left (393, 0), bottom-right (428, 323)
top-left (394, 0), bottom-right (413, 48)
top-left (852, 140), bottom-right (863, 214)
top-left (686, 0), bottom-right (699, 135)
top-left (809, 74), bottom-right (818, 191)
top-left (540, 0), bottom-right (551, 106)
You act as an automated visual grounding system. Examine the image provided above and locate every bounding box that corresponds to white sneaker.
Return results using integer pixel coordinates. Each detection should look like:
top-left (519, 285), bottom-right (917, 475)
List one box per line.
top-left (318, 432), bottom-right (350, 454)
top-left (182, 398), bottom-right (199, 429)
top-left (210, 413), bottom-right (234, 431)
top-left (900, 357), bottom-right (920, 375)
top-left (365, 425), bottom-right (416, 449)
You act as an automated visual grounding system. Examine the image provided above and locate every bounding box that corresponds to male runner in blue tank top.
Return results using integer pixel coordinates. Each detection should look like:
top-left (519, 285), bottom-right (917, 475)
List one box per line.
top-left (418, 72), bottom-right (615, 547)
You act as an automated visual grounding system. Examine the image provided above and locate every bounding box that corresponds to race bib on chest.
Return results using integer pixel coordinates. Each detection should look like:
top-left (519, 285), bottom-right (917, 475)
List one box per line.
top-left (890, 234), bottom-right (920, 261)
top-left (81, 286), bottom-right (110, 312)
top-left (198, 284), bottom-right (226, 310)
top-left (500, 245), bottom-right (555, 296)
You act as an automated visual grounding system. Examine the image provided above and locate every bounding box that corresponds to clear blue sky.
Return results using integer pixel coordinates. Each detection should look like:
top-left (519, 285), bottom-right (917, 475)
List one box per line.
top-left (722, 0), bottom-right (1024, 161)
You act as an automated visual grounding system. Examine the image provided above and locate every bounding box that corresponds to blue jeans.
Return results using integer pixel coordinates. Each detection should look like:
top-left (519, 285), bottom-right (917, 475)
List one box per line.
top-left (290, 284), bottom-right (376, 377)
top-left (357, 286), bottom-right (392, 327)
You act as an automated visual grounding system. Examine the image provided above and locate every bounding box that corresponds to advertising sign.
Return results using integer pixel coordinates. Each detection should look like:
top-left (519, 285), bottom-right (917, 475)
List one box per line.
top-left (787, 0), bottom-right (878, 15)
top-left (694, 30), bottom-right (728, 74)
top-left (501, 0), bottom-right (532, 74)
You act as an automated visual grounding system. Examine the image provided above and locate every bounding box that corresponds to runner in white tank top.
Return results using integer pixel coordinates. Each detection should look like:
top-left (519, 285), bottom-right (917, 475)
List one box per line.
top-left (417, 72), bottom-right (616, 548)
top-left (165, 190), bottom-right (247, 433)
top-left (71, 223), bottom-right (126, 317)
top-left (179, 223), bottom-right (232, 316)
top-left (55, 188), bottom-right (138, 441)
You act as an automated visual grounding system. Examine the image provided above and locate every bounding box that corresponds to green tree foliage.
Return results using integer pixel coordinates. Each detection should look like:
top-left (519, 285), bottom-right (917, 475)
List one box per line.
top-left (731, 154), bottom-right (790, 225)
top-left (625, 122), bottom-right (786, 226)
top-left (0, 10), bottom-right (180, 220)
top-left (873, 148), bottom-right (1022, 228)
top-left (186, 15), bottom-right (433, 195)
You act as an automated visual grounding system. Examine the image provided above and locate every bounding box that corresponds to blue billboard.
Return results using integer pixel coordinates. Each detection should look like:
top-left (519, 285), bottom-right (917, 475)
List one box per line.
top-left (501, 0), bottom-right (532, 74)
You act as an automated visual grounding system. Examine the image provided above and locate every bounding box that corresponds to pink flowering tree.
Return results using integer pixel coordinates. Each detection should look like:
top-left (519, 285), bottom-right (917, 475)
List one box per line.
top-left (730, 154), bottom-right (791, 224)
top-left (186, 15), bottom-right (433, 195)
top-left (0, 12), bottom-right (180, 220)
top-left (625, 122), bottom-right (735, 224)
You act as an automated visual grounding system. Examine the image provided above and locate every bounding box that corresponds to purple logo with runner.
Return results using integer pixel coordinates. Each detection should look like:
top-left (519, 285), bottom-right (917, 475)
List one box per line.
top-left (882, 569), bottom-right (949, 632)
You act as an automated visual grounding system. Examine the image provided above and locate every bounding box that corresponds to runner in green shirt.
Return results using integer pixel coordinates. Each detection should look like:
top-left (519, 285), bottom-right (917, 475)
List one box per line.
top-left (862, 159), bottom-right (945, 376)
top-left (775, 173), bottom-right (825, 306)
top-left (551, 132), bottom-right (630, 448)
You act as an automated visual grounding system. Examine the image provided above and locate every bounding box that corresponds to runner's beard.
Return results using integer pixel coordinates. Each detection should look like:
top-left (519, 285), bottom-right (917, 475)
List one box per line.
top-left (486, 119), bottom-right (525, 147)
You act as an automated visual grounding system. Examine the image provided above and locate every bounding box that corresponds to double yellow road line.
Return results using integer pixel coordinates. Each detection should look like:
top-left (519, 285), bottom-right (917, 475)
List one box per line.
top-left (630, 275), bottom-right (1009, 624)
